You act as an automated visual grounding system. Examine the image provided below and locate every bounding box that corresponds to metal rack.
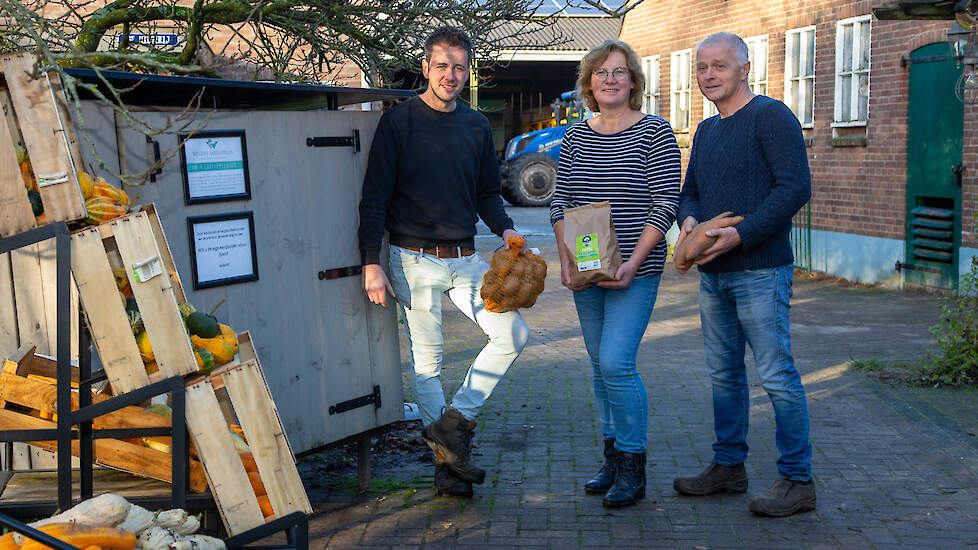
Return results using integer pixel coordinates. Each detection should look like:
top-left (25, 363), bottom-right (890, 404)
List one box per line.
top-left (0, 222), bottom-right (308, 550)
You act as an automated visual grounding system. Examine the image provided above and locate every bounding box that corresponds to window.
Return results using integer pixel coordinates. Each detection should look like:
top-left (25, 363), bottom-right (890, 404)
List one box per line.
top-left (745, 35), bottom-right (769, 95)
top-left (642, 55), bottom-right (660, 115)
top-left (670, 49), bottom-right (692, 131)
top-left (834, 15), bottom-right (871, 123)
top-left (703, 95), bottom-right (718, 119)
top-left (785, 26), bottom-right (816, 126)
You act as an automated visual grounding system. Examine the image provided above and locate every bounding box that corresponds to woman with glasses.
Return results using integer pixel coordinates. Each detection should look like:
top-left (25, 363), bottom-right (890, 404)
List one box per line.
top-left (550, 40), bottom-right (681, 507)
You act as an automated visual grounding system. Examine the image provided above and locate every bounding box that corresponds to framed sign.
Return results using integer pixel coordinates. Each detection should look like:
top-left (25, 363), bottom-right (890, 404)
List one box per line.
top-left (187, 212), bottom-right (259, 289)
top-left (179, 130), bottom-right (251, 204)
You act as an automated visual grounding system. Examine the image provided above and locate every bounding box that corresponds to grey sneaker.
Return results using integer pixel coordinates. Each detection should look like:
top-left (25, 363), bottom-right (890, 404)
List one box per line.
top-left (673, 462), bottom-right (748, 495)
top-left (749, 478), bottom-right (816, 517)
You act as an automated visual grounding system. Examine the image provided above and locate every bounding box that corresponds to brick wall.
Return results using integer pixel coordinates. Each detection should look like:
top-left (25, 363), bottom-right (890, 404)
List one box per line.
top-left (620, 0), bottom-right (978, 249)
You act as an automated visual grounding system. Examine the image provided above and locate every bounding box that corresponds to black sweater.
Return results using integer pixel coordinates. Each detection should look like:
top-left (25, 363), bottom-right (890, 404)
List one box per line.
top-left (358, 96), bottom-right (514, 265)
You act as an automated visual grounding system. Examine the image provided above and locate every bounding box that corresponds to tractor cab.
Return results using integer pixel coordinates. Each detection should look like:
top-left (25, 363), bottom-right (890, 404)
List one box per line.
top-left (501, 90), bottom-right (592, 206)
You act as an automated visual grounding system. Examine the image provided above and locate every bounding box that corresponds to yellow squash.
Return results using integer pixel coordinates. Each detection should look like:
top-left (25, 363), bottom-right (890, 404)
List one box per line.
top-left (136, 330), bottom-right (154, 363)
top-left (190, 334), bottom-right (235, 365)
top-left (217, 323), bottom-right (239, 354)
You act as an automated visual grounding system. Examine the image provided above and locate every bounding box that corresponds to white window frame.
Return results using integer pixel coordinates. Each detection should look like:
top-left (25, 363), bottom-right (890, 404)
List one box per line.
top-left (834, 14), bottom-right (872, 125)
top-left (703, 95), bottom-right (718, 119)
top-left (670, 49), bottom-right (692, 131)
top-left (785, 25), bottom-right (816, 127)
top-left (744, 35), bottom-right (769, 96)
top-left (642, 54), bottom-right (660, 116)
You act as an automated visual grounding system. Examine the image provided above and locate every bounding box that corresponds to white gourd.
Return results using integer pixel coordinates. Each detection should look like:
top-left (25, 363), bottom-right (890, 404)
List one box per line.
top-left (154, 509), bottom-right (188, 529)
top-left (171, 515), bottom-right (200, 536)
top-left (117, 504), bottom-right (156, 535)
top-left (138, 526), bottom-right (177, 550)
top-left (18, 493), bottom-right (132, 544)
top-left (170, 535), bottom-right (226, 550)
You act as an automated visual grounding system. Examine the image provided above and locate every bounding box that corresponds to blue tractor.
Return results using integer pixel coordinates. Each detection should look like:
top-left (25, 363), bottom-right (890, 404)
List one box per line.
top-left (500, 90), bottom-right (591, 206)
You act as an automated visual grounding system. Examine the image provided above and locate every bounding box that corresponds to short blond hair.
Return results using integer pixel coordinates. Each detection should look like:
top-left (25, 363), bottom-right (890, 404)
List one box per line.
top-left (576, 40), bottom-right (646, 112)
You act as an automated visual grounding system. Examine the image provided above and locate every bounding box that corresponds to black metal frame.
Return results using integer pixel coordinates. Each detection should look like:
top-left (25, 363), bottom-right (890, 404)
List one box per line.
top-left (0, 222), bottom-right (308, 550)
top-left (0, 223), bottom-right (189, 512)
top-left (186, 211), bottom-right (259, 290)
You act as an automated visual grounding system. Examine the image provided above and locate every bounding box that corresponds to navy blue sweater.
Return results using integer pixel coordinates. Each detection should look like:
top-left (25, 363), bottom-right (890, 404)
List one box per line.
top-left (677, 95), bottom-right (811, 273)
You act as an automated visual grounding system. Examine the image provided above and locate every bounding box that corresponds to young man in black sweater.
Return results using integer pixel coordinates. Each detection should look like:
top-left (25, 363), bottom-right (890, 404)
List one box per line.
top-left (358, 27), bottom-right (529, 497)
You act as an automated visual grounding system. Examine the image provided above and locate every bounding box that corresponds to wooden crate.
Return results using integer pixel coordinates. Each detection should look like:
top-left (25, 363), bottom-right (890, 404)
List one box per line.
top-left (0, 344), bottom-right (208, 492)
top-left (0, 52), bottom-right (87, 238)
top-left (182, 331), bottom-right (311, 536)
top-left (71, 205), bottom-right (198, 394)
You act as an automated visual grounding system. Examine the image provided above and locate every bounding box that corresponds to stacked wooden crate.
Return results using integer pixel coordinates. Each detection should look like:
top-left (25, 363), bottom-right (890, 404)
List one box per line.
top-left (0, 52), bottom-right (311, 536)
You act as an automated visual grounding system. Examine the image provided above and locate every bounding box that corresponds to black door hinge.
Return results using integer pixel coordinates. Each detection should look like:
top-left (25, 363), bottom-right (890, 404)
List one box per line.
top-left (306, 129), bottom-right (360, 152)
top-left (329, 385), bottom-right (382, 415)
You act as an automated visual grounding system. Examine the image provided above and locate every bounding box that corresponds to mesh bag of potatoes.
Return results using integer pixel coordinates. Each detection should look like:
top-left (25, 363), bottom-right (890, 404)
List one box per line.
top-left (480, 235), bottom-right (548, 313)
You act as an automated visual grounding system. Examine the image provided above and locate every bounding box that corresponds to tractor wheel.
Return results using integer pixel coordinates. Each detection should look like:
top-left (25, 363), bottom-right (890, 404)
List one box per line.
top-left (502, 153), bottom-right (557, 207)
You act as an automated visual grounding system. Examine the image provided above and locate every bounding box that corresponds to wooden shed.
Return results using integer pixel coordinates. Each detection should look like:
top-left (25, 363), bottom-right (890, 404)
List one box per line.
top-left (53, 69), bottom-right (411, 454)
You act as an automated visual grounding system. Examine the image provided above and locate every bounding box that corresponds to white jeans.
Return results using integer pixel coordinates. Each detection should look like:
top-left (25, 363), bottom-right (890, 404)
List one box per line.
top-left (388, 245), bottom-right (529, 425)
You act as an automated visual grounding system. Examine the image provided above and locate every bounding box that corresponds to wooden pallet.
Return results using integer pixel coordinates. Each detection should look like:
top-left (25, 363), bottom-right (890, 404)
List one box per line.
top-left (71, 205), bottom-right (198, 394)
top-left (0, 52), bottom-right (87, 238)
top-left (0, 344), bottom-right (208, 492)
top-left (182, 331), bottom-right (312, 536)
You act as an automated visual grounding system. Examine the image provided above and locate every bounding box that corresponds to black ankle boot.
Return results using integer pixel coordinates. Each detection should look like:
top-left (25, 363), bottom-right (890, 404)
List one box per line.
top-left (585, 439), bottom-right (619, 495)
top-left (603, 451), bottom-right (646, 508)
top-left (434, 464), bottom-right (473, 497)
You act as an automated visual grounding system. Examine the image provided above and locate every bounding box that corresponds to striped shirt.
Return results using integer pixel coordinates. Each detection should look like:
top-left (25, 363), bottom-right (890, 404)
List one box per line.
top-left (550, 115), bottom-right (681, 277)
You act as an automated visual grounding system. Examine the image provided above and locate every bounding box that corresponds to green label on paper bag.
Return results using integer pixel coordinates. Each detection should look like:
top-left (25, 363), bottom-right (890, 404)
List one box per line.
top-left (576, 233), bottom-right (601, 272)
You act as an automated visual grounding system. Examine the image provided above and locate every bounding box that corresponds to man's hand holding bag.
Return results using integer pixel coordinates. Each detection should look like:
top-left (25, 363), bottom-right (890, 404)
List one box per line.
top-left (561, 201), bottom-right (623, 287)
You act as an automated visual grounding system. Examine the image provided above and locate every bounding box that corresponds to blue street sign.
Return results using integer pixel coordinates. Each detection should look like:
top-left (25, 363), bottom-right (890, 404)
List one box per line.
top-left (119, 33), bottom-right (179, 47)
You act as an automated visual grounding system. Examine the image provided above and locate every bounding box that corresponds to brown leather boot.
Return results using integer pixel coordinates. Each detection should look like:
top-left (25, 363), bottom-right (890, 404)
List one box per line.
top-left (421, 408), bottom-right (486, 484)
top-left (749, 478), bottom-right (816, 517)
top-left (434, 464), bottom-right (473, 497)
top-left (673, 462), bottom-right (748, 495)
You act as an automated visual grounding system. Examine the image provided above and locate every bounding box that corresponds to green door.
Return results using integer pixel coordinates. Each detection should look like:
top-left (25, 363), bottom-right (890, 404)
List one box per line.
top-left (906, 42), bottom-right (963, 289)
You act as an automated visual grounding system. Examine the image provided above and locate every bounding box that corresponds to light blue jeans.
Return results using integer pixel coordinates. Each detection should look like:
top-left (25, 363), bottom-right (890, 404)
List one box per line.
top-left (698, 265), bottom-right (812, 481)
top-left (572, 275), bottom-right (660, 454)
top-left (388, 245), bottom-right (529, 426)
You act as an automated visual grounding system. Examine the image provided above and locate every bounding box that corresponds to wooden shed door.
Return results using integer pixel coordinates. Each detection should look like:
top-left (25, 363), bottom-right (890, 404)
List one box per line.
top-left (905, 42), bottom-right (963, 289)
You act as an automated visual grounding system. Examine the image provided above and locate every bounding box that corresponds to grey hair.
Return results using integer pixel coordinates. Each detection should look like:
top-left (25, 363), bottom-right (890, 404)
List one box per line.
top-left (696, 32), bottom-right (749, 66)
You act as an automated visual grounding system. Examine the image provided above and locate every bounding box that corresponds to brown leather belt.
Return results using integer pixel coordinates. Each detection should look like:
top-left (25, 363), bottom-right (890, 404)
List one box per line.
top-left (399, 245), bottom-right (476, 258)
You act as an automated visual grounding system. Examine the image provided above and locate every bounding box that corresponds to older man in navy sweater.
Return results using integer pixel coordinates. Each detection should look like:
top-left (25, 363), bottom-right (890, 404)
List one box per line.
top-left (672, 32), bottom-right (814, 517)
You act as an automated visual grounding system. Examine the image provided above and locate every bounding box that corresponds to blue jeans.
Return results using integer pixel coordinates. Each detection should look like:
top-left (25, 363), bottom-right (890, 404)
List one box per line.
top-left (572, 275), bottom-right (660, 454)
top-left (699, 265), bottom-right (812, 481)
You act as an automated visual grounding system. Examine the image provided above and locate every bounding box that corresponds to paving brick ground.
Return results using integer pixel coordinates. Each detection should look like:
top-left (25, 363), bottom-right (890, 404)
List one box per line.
top-left (309, 208), bottom-right (978, 549)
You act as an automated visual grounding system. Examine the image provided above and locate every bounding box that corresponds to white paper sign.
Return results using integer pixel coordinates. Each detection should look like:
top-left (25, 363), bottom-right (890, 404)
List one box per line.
top-left (184, 135), bottom-right (247, 200)
top-left (191, 217), bottom-right (255, 285)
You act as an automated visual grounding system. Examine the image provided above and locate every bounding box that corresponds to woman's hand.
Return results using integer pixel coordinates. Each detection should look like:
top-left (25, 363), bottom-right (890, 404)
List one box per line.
top-left (560, 259), bottom-right (592, 292)
top-left (597, 259), bottom-right (640, 290)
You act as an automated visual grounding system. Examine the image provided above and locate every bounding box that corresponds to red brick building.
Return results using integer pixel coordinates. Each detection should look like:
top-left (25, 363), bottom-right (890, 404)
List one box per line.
top-left (620, 0), bottom-right (977, 289)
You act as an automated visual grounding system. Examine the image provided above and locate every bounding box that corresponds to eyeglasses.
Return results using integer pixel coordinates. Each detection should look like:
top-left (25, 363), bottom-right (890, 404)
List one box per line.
top-left (592, 67), bottom-right (629, 82)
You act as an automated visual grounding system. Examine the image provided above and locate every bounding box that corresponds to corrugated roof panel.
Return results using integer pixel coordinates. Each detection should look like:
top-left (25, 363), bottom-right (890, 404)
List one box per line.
top-left (490, 16), bottom-right (622, 51)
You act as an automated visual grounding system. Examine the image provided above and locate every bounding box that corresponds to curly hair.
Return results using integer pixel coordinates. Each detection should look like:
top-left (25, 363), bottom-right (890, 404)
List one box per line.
top-left (424, 26), bottom-right (473, 66)
top-left (575, 40), bottom-right (646, 112)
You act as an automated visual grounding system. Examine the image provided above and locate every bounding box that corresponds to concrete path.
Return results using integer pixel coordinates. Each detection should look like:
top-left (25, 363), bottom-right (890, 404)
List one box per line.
top-left (310, 209), bottom-right (978, 549)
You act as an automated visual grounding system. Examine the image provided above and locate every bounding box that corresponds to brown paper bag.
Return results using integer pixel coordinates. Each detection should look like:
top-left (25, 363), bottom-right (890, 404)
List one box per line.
top-left (562, 201), bottom-right (622, 286)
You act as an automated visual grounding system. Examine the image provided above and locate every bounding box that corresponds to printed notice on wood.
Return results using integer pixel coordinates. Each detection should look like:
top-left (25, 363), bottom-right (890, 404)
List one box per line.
top-left (180, 130), bottom-right (251, 204)
top-left (188, 212), bottom-right (259, 289)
